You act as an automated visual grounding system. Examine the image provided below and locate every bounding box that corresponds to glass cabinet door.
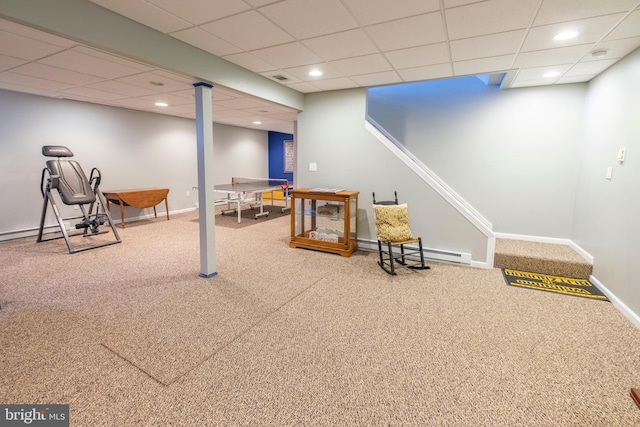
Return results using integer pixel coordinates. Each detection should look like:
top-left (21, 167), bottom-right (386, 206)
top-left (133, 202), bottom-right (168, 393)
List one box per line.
top-left (290, 189), bottom-right (359, 257)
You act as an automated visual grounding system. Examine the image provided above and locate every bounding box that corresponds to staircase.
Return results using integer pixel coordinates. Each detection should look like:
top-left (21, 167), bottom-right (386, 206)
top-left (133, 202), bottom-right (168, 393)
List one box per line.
top-left (493, 238), bottom-right (592, 279)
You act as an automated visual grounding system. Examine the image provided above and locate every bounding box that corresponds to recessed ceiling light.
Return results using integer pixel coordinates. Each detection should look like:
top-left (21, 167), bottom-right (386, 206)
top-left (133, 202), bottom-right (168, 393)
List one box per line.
top-left (543, 71), bottom-right (560, 78)
top-left (309, 70), bottom-right (323, 77)
top-left (253, 121), bottom-right (262, 125)
top-left (155, 102), bottom-right (168, 107)
top-left (554, 31), bottom-right (579, 41)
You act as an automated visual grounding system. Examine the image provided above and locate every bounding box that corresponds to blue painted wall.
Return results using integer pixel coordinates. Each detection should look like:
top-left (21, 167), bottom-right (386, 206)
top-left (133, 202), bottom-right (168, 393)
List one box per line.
top-left (268, 131), bottom-right (294, 184)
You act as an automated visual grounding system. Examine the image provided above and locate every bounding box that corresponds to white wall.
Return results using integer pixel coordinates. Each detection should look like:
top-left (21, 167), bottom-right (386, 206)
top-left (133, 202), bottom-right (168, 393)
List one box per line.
top-left (368, 78), bottom-right (586, 238)
top-left (0, 89), bottom-right (268, 237)
top-left (573, 47), bottom-right (640, 317)
top-left (297, 88), bottom-right (489, 263)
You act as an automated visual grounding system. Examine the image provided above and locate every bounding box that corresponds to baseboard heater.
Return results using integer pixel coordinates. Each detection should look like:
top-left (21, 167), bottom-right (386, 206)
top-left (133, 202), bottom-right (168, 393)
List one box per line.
top-left (358, 239), bottom-right (472, 265)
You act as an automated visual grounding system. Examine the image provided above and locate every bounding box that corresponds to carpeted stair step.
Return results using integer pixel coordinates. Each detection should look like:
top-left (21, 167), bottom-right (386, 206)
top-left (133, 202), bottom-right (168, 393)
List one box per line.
top-left (494, 238), bottom-right (592, 279)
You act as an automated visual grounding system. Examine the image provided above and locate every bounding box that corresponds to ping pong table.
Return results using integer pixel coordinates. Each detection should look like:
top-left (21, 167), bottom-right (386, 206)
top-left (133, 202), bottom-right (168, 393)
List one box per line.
top-left (214, 177), bottom-right (290, 223)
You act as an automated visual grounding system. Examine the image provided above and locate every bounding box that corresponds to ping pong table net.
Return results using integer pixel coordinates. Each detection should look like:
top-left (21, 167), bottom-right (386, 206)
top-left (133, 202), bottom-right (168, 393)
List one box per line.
top-left (231, 177), bottom-right (289, 189)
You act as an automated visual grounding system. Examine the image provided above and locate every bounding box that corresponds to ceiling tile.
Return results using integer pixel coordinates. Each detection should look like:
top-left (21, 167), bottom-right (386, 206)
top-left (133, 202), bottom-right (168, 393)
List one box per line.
top-left (397, 63), bottom-right (453, 82)
top-left (259, 0), bottom-right (358, 39)
top-left (514, 44), bottom-right (593, 68)
top-left (252, 42), bottom-right (322, 69)
top-left (585, 37), bottom-right (640, 61)
top-left (72, 46), bottom-right (153, 72)
top-left (330, 54), bottom-right (392, 75)
top-left (38, 50), bottom-right (145, 79)
top-left (165, 103), bottom-right (196, 115)
top-left (0, 54), bottom-right (26, 72)
top-left (366, 12), bottom-right (446, 51)
top-left (0, 72), bottom-right (72, 91)
top-left (115, 72), bottom-right (192, 92)
top-left (445, 0), bottom-right (539, 40)
top-left (0, 30), bottom-right (65, 61)
top-left (281, 63), bottom-right (344, 81)
top-left (244, 0), bottom-right (281, 6)
top-left (515, 64), bottom-right (573, 81)
top-left (450, 30), bottom-right (526, 61)
top-left (564, 59), bottom-right (618, 76)
top-left (342, 0), bottom-right (441, 26)
top-left (510, 79), bottom-right (555, 88)
top-left (283, 82), bottom-right (322, 93)
top-left (556, 75), bottom-right (594, 84)
top-left (350, 71), bottom-right (402, 87)
top-left (453, 55), bottom-right (515, 76)
top-left (146, 0), bottom-right (250, 25)
top-left (171, 27), bottom-right (242, 57)
top-left (311, 77), bottom-right (359, 91)
top-left (139, 92), bottom-right (195, 106)
top-left (12, 62), bottom-right (104, 85)
top-left (534, 0), bottom-right (639, 26)
top-left (302, 29), bottom-right (378, 61)
top-left (114, 97), bottom-right (165, 109)
top-left (85, 80), bottom-right (159, 97)
top-left (443, 0), bottom-right (484, 7)
top-left (522, 14), bottom-right (627, 52)
top-left (200, 11), bottom-right (294, 51)
top-left (243, 105), bottom-right (289, 115)
top-left (89, 0), bottom-right (191, 33)
top-left (59, 86), bottom-right (129, 100)
top-left (222, 52), bottom-right (278, 73)
top-left (605, 10), bottom-right (640, 40)
top-left (0, 83), bottom-right (53, 97)
top-left (151, 69), bottom-right (195, 84)
top-left (258, 70), bottom-right (303, 85)
top-left (385, 44), bottom-right (450, 69)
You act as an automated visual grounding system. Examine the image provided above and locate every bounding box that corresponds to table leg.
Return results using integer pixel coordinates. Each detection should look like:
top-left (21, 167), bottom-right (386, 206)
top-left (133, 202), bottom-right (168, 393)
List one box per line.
top-left (165, 197), bottom-right (170, 220)
top-left (118, 200), bottom-right (126, 228)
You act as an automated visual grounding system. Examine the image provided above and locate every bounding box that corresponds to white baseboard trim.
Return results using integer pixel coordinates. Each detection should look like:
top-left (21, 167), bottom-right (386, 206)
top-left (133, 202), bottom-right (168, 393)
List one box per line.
top-left (590, 275), bottom-right (640, 330)
top-left (494, 232), bottom-right (594, 264)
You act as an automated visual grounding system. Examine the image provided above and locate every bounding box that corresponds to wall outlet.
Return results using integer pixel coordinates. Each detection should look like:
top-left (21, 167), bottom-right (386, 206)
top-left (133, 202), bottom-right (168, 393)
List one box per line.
top-left (309, 162), bottom-right (317, 172)
top-left (186, 191), bottom-right (190, 196)
top-left (617, 148), bottom-right (626, 162)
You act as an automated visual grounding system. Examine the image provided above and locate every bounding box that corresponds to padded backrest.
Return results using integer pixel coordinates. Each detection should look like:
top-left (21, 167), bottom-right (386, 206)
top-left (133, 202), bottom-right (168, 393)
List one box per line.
top-left (46, 159), bottom-right (96, 205)
top-left (42, 145), bottom-right (74, 157)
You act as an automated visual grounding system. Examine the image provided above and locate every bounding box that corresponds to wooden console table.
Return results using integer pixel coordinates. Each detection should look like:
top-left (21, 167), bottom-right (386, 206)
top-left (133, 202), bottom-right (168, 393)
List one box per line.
top-left (290, 188), bottom-right (358, 257)
top-left (102, 188), bottom-right (170, 228)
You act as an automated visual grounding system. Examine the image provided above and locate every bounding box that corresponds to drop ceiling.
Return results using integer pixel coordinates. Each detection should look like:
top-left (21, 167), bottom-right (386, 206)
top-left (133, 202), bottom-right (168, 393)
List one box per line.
top-left (1, 0), bottom-right (639, 134)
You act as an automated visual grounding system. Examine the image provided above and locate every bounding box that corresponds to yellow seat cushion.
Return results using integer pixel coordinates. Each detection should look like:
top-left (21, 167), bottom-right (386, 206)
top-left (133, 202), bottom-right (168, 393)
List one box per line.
top-left (373, 203), bottom-right (414, 242)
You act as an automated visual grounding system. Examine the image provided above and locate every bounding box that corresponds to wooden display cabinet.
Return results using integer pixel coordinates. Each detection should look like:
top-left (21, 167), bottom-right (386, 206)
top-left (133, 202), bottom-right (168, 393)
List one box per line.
top-left (289, 188), bottom-right (359, 257)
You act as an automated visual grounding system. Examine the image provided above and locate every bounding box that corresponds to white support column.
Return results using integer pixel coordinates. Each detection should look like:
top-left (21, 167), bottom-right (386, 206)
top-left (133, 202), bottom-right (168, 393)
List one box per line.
top-left (194, 82), bottom-right (217, 278)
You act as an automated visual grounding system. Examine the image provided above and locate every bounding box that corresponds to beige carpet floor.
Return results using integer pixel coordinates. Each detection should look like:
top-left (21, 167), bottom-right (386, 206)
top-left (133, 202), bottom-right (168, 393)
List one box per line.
top-left (1, 210), bottom-right (640, 426)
